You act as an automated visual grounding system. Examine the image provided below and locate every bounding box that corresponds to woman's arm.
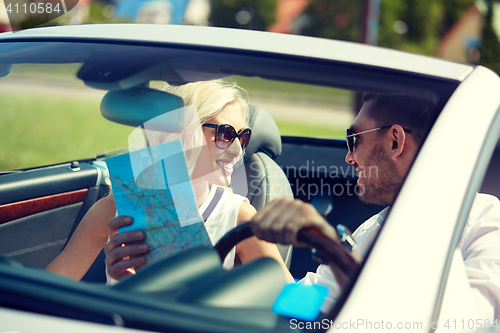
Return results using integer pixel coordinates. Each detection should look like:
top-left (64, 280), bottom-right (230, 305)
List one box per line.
top-left (235, 201), bottom-right (295, 283)
top-left (45, 194), bottom-right (116, 280)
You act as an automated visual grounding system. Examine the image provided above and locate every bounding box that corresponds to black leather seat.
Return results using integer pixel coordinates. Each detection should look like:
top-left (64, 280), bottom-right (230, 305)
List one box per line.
top-left (232, 105), bottom-right (294, 268)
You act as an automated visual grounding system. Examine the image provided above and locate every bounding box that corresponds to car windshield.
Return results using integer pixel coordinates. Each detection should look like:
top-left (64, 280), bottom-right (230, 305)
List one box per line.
top-left (1, 43), bottom-right (356, 172)
top-left (3, 33), bottom-right (498, 333)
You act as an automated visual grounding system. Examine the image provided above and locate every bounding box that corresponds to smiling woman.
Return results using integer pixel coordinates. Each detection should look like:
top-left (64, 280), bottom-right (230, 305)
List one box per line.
top-left (44, 79), bottom-right (294, 285)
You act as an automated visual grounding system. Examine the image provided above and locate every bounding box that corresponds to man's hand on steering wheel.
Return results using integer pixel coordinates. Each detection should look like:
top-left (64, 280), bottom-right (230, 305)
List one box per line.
top-left (249, 198), bottom-right (362, 287)
top-left (250, 198), bottom-right (340, 247)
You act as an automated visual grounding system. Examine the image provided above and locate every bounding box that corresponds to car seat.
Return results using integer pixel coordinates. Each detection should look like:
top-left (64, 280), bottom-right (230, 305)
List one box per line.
top-left (235, 105), bottom-right (294, 268)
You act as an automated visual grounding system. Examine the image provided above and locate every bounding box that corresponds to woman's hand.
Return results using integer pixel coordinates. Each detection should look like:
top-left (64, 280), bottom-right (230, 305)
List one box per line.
top-left (104, 216), bottom-right (149, 281)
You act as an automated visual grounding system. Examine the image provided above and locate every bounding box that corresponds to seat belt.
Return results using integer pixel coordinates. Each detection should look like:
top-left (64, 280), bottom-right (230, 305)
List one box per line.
top-left (202, 187), bottom-right (224, 222)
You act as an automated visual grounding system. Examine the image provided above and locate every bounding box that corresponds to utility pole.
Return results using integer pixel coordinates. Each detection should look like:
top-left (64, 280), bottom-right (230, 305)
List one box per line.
top-left (354, 0), bottom-right (381, 114)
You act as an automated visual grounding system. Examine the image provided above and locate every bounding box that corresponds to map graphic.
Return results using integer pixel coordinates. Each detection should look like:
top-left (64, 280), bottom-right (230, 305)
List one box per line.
top-left (106, 140), bottom-right (212, 266)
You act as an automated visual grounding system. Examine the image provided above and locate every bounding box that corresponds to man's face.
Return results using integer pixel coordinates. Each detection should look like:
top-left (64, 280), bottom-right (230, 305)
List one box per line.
top-left (345, 101), bottom-right (403, 206)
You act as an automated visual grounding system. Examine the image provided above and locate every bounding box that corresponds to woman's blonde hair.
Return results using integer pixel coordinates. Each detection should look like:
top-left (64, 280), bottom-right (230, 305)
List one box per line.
top-left (147, 79), bottom-right (249, 175)
top-left (162, 79), bottom-right (249, 126)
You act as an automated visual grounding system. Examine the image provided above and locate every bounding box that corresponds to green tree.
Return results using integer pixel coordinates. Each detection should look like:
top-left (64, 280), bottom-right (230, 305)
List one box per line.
top-left (210, 0), bottom-right (483, 59)
top-left (479, 0), bottom-right (500, 73)
top-left (300, 0), bottom-right (361, 42)
top-left (377, 0), bottom-right (406, 49)
top-left (378, 0), bottom-right (476, 55)
top-left (210, 0), bottom-right (277, 30)
top-left (378, 0), bottom-right (443, 54)
top-left (296, 0), bottom-right (450, 55)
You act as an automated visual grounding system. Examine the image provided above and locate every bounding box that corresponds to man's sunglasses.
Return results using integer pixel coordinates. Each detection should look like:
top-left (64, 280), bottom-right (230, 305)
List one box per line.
top-left (202, 124), bottom-right (252, 150)
top-left (345, 125), bottom-right (412, 153)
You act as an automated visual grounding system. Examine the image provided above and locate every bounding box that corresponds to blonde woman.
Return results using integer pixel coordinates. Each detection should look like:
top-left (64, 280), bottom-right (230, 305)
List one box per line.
top-left (46, 79), bottom-right (294, 283)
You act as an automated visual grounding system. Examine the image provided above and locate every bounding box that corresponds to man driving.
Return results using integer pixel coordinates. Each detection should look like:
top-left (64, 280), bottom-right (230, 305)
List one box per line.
top-left (250, 94), bottom-right (500, 320)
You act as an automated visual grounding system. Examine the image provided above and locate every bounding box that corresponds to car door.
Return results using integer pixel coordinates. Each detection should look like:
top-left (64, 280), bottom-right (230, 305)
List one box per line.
top-left (0, 51), bottom-right (131, 283)
top-left (0, 160), bottom-right (110, 282)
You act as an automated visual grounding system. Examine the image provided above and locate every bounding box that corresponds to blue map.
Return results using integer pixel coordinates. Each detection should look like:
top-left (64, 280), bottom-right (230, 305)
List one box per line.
top-left (106, 140), bottom-right (212, 266)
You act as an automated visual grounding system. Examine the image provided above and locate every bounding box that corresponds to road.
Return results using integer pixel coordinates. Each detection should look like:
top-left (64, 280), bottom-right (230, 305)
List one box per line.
top-left (251, 95), bottom-right (353, 128)
top-left (0, 76), bottom-right (354, 128)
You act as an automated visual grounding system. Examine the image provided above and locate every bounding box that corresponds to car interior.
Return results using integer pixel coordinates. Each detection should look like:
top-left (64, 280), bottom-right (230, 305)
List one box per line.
top-left (1, 37), bottom-right (500, 332)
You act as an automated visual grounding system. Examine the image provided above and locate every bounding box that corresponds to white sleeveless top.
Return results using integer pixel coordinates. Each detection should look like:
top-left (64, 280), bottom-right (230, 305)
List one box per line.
top-left (199, 185), bottom-right (248, 270)
top-left (107, 185), bottom-right (247, 284)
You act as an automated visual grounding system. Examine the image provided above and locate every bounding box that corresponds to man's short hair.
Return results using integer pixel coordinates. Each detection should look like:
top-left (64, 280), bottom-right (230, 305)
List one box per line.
top-left (362, 94), bottom-right (439, 147)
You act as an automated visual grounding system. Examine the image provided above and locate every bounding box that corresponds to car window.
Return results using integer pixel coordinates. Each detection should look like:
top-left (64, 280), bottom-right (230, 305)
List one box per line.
top-left (232, 75), bottom-right (352, 139)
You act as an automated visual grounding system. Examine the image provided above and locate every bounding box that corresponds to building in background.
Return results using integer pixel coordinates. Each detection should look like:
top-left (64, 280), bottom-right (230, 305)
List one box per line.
top-left (267, 0), bottom-right (308, 34)
top-left (436, 0), bottom-right (500, 63)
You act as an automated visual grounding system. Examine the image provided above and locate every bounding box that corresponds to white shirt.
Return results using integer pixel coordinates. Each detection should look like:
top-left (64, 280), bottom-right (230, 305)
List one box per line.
top-left (301, 193), bottom-right (500, 320)
top-left (202, 185), bottom-right (248, 270)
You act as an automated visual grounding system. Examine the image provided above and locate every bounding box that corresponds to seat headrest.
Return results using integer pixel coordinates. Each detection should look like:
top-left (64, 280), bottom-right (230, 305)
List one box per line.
top-left (244, 105), bottom-right (282, 163)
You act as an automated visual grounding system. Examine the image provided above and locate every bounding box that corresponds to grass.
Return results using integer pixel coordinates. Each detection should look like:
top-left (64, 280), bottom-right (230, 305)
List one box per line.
top-left (276, 121), bottom-right (344, 138)
top-left (0, 92), bottom-right (133, 171)
top-left (8, 63), bottom-right (82, 79)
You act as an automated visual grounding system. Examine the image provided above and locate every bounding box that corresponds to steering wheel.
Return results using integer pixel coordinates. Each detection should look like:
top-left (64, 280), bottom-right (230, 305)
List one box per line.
top-left (214, 222), bottom-right (359, 277)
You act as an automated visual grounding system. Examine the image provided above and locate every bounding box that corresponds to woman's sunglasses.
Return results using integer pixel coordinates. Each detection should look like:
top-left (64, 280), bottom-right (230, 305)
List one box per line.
top-left (202, 124), bottom-right (252, 150)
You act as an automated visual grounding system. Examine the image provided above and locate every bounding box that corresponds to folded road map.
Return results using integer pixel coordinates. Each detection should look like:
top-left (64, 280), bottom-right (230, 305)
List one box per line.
top-left (106, 140), bottom-right (212, 267)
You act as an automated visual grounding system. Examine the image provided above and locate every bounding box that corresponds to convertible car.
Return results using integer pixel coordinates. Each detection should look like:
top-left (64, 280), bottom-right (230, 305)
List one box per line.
top-left (0, 24), bottom-right (499, 332)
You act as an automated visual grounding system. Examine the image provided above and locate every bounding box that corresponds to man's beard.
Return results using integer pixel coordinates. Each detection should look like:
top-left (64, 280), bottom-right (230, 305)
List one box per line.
top-left (358, 144), bottom-right (402, 206)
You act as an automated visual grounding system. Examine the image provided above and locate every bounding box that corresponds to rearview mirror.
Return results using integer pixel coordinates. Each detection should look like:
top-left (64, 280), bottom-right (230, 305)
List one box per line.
top-left (101, 87), bottom-right (185, 132)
